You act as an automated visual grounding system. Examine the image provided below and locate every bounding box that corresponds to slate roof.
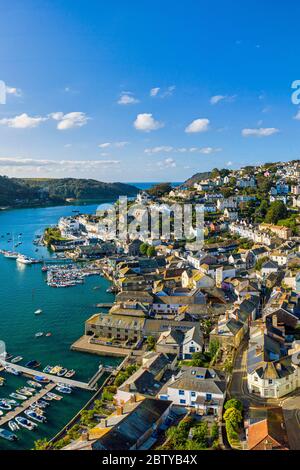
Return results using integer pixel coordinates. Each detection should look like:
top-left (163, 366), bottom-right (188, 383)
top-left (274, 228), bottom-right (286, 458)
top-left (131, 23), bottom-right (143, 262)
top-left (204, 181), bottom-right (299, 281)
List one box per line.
top-left (92, 398), bottom-right (172, 450)
top-left (160, 367), bottom-right (226, 396)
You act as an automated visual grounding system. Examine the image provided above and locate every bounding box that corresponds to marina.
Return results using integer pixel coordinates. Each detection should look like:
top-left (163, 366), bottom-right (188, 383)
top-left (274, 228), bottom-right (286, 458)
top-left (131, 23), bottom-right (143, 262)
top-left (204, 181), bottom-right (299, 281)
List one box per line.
top-left (0, 203), bottom-right (121, 450)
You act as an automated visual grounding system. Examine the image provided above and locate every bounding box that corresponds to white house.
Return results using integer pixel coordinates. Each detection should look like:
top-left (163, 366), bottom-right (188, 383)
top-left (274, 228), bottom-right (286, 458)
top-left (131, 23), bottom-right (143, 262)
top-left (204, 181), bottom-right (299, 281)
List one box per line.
top-left (158, 367), bottom-right (226, 416)
top-left (261, 260), bottom-right (279, 277)
top-left (182, 326), bottom-right (204, 359)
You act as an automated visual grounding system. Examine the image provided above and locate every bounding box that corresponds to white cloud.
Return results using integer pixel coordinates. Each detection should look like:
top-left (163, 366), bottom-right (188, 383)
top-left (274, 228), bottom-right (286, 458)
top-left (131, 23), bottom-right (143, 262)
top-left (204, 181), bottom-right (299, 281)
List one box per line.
top-left (150, 85), bottom-right (175, 98)
top-left (118, 92), bottom-right (139, 105)
top-left (5, 86), bottom-right (22, 97)
top-left (98, 142), bottom-right (111, 148)
top-left (115, 141), bottom-right (129, 148)
top-left (144, 145), bottom-right (221, 155)
top-left (198, 147), bottom-right (222, 154)
top-left (150, 87), bottom-right (160, 97)
top-left (0, 113), bottom-right (47, 129)
top-left (242, 127), bottom-right (279, 137)
top-left (144, 146), bottom-right (174, 154)
top-left (210, 94), bottom-right (236, 105)
top-left (157, 158), bottom-right (176, 169)
top-left (185, 118), bottom-right (210, 134)
top-left (98, 141), bottom-right (129, 149)
top-left (134, 113), bottom-right (164, 132)
top-left (0, 157), bottom-right (120, 169)
top-left (50, 111), bottom-right (89, 130)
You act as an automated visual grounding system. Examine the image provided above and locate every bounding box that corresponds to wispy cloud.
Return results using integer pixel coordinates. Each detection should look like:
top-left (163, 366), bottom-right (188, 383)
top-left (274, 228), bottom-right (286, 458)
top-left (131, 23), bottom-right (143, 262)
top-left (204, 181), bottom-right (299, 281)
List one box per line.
top-left (210, 94), bottom-right (236, 105)
top-left (145, 146), bottom-right (221, 155)
top-left (157, 158), bottom-right (176, 169)
top-left (98, 141), bottom-right (129, 149)
top-left (5, 86), bottom-right (22, 97)
top-left (150, 85), bottom-right (175, 98)
top-left (134, 113), bottom-right (164, 132)
top-left (242, 127), bottom-right (279, 137)
top-left (0, 157), bottom-right (120, 170)
top-left (50, 112), bottom-right (89, 130)
top-left (118, 92), bottom-right (139, 105)
top-left (0, 113), bottom-right (47, 129)
top-left (185, 118), bottom-right (210, 133)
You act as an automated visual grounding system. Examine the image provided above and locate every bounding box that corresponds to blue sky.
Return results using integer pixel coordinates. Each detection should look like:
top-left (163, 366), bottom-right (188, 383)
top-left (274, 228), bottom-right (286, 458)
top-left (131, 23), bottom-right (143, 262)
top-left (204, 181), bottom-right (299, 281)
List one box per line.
top-left (0, 0), bottom-right (299, 182)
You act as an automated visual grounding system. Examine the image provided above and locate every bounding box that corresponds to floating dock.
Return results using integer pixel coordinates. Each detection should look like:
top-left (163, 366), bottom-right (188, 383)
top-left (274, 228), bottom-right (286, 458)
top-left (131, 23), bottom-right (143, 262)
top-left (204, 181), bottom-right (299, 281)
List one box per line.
top-left (1, 361), bottom-right (108, 391)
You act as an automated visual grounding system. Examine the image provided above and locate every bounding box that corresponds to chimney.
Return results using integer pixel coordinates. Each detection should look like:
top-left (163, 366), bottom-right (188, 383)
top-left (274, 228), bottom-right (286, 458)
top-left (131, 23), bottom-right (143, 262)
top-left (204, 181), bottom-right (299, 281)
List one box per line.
top-left (116, 406), bottom-right (124, 416)
top-left (130, 394), bottom-right (137, 403)
top-left (100, 418), bottom-right (108, 428)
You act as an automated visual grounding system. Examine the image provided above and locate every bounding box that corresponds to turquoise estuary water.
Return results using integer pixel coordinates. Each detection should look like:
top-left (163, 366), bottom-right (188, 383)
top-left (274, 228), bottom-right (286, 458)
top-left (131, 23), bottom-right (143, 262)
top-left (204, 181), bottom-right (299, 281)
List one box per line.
top-left (0, 203), bottom-right (121, 450)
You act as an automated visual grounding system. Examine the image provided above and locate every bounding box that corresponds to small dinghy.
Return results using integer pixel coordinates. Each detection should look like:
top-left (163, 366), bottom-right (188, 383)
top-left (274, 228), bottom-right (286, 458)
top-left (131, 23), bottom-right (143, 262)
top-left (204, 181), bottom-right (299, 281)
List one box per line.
top-left (8, 421), bottom-right (19, 432)
top-left (16, 416), bottom-right (37, 431)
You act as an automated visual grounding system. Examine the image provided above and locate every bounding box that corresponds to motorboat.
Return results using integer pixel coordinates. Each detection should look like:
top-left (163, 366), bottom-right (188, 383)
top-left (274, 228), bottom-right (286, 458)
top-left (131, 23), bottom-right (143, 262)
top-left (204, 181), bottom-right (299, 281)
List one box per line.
top-left (27, 380), bottom-right (42, 389)
top-left (56, 385), bottom-right (72, 394)
top-left (9, 393), bottom-right (27, 401)
top-left (65, 369), bottom-right (76, 378)
top-left (16, 388), bottom-right (32, 397)
top-left (0, 401), bottom-right (11, 411)
top-left (3, 251), bottom-right (19, 259)
top-left (11, 356), bottom-right (23, 364)
top-left (0, 399), bottom-right (17, 407)
top-left (17, 255), bottom-right (34, 265)
top-left (43, 365), bottom-right (52, 374)
top-left (15, 416), bottom-right (37, 431)
top-left (33, 376), bottom-right (49, 384)
top-left (4, 366), bottom-right (19, 376)
top-left (35, 332), bottom-right (44, 338)
top-left (49, 365), bottom-right (62, 375)
top-left (57, 368), bottom-right (67, 377)
top-left (0, 377), bottom-right (5, 387)
top-left (23, 386), bottom-right (36, 393)
top-left (25, 360), bottom-right (41, 369)
top-left (0, 428), bottom-right (17, 441)
top-left (25, 409), bottom-right (46, 423)
top-left (36, 399), bottom-right (49, 408)
top-left (34, 309), bottom-right (43, 315)
top-left (8, 421), bottom-right (19, 432)
top-left (46, 392), bottom-right (62, 401)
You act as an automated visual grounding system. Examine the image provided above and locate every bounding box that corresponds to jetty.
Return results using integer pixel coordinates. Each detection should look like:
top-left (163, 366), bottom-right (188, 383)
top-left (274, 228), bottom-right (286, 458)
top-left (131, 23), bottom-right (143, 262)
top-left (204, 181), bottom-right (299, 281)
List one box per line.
top-left (0, 382), bottom-right (56, 427)
top-left (1, 361), bottom-right (108, 391)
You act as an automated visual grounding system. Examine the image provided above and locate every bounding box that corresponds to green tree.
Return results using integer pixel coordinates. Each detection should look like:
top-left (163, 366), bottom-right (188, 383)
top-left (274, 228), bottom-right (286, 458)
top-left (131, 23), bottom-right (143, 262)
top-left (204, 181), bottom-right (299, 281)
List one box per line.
top-left (33, 438), bottom-right (50, 450)
top-left (223, 407), bottom-right (243, 429)
top-left (224, 398), bottom-right (243, 412)
top-left (146, 335), bottom-right (156, 350)
top-left (147, 246), bottom-right (156, 258)
top-left (148, 183), bottom-right (172, 197)
top-left (209, 339), bottom-right (220, 358)
top-left (139, 242), bottom-right (149, 255)
top-left (265, 201), bottom-right (287, 224)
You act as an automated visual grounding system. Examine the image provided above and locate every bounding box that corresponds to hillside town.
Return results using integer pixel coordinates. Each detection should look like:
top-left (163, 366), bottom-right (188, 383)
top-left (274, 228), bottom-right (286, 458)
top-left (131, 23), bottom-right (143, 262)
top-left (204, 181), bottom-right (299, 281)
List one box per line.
top-left (39, 160), bottom-right (300, 451)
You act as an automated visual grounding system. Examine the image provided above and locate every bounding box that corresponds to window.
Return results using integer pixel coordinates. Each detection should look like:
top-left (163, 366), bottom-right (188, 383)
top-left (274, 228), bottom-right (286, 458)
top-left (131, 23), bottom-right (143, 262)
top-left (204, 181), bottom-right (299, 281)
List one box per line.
top-left (180, 399), bottom-right (186, 405)
top-left (268, 379), bottom-right (273, 385)
top-left (206, 393), bottom-right (212, 401)
top-left (191, 391), bottom-right (196, 397)
top-left (179, 390), bottom-right (185, 396)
